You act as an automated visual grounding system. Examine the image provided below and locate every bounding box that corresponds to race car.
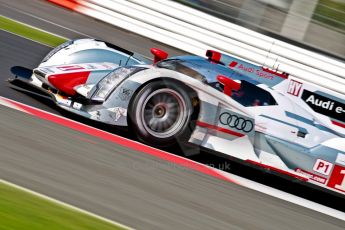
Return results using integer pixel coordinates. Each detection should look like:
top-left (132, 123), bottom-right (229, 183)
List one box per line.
top-left (9, 38), bottom-right (345, 196)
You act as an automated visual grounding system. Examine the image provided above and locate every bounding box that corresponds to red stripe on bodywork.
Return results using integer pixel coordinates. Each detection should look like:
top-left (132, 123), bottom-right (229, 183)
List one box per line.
top-left (332, 120), bottom-right (345, 129)
top-left (1, 97), bottom-right (239, 184)
top-left (48, 71), bottom-right (90, 95)
top-left (246, 160), bottom-right (307, 181)
top-left (228, 61), bottom-right (238, 69)
top-left (196, 121), bottom-right (244, 137)
top-left (261, 67), bottom-right (289, 79)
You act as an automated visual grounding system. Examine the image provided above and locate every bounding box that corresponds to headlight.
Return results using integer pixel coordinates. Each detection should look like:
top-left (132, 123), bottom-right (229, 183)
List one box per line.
top-left (92, 67), bottom-right (136, 101)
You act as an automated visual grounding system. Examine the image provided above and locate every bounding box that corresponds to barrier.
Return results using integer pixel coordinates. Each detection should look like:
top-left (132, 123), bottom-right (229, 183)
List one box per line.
top-left (47, 0), bottom-right (345, 94)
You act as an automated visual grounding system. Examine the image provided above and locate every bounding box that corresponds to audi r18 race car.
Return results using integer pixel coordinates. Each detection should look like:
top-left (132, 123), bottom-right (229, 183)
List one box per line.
top-left (9, 38), bottom-right (345, 196)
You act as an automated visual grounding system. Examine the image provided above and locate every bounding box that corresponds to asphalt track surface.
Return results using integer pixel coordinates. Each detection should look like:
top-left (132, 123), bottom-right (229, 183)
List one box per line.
top-left (0, 1), bottom-right (344, 229)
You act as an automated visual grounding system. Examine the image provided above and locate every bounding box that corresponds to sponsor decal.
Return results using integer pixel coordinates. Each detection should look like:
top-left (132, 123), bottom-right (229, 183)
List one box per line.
top-left (327, 164), bottom-right (345, 192)
top-left (219, 112), bottom-right (254, 133)
top-left (85, 64), bottom-right (97, 69)
top-left (228, 61), bottom-right (238, 69)
top-left (57, 65), bottom-right (85, 71)
top-left (236, 64), bottom-right (274, 80)
top-left (108, 107), bottom-right (127, 121)
top-left (118, 87), bottom-right (133, 101)
top-left (313, 159), bottom-right (333, 176)
top-left (102, 64), bottom-right (115, 69)
top-left (287, 79), bottom-right (303, 96)
top-left (89, 110), bottom-right (101, 120)
top-left (301, 90), bottom-right (345, 123)
top-left (40, 67), bottom-right (54, 74)
top-left (237, 64), bottom-right (254, 73)
top-left (261, 67), bottom-right (288, 79)
top-left (230, 62), bottom-right (288, 80)
top-left (72, 102), bottom-right (82, 110)
top-left (295, 168), bottom-right (327, 184)
top-left (57, 98), bottom-right (72, 107)
top-left (335, 153), bottom-right (345, 166)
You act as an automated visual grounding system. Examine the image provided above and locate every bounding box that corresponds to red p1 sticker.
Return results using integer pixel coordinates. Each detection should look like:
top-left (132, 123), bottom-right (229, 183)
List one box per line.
top-left (313, 159), bottom-right (333, 176)
top-left (327, 165), bottom-right (345, 192)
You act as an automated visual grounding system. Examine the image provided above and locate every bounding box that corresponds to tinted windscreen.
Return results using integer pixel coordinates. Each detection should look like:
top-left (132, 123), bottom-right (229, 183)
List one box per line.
top-left (157, 59), bottom-right (207, 83)
top-left (231, 81), bottom-right (277, 107)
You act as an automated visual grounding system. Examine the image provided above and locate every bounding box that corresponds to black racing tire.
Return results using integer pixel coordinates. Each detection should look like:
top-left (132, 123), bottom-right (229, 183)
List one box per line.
top-left (128, 80), bottom-right (195, 148)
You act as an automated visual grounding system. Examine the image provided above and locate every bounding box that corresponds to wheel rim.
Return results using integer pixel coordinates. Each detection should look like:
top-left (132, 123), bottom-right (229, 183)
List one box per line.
top-left (140, 88), bottom-right (187, 138)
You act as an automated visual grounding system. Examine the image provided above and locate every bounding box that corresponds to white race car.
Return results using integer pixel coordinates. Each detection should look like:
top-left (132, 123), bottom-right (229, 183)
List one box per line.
top-left (10, 39), bottom-right (345, 196)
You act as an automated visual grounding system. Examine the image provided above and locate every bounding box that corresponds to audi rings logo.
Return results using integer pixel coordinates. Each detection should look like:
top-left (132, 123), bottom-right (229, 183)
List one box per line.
top-left (219, 112), bottom-right (254, 133)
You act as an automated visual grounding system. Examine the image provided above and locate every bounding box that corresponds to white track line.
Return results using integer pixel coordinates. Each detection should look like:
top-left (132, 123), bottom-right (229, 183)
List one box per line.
top-left (0, 29), bottom-right (54, 48)
top-left (1, 5), bottom-right (91, 38)
top-left (219, 171), bottom-right (345, 221)
top-left (0, 95), bottom-right (30, 113)
top-left (0, 14), bottom-right (68, 40)
top-left (0, 179), bottom-right (134, 230)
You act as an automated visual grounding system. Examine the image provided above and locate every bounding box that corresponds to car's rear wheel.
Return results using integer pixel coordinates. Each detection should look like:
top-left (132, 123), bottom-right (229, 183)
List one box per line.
top-left (128, 80), bottom-right (194, 147)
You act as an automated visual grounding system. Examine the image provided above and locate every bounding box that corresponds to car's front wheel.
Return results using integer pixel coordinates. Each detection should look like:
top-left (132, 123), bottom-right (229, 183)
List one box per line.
top-left (128, 80), bottom-right (194, 147)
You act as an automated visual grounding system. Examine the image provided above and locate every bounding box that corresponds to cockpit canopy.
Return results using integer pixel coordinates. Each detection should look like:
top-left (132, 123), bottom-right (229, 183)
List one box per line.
top-left (156, 57), bottom-right (277, 107)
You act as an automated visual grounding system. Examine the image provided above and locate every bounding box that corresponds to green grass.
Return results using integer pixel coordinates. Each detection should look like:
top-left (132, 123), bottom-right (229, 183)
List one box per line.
top-left (0, 181), bottom-right (128, 230)
top-left (312, 0), bottom-right (345, 32)
top-left (176, 0), bottom-right (345, 33)
top-left (0, 15), bottom-right (67, 46)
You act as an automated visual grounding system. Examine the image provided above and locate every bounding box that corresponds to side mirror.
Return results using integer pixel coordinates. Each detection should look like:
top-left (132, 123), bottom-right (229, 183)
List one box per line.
top-left (206, 50), bottom-right (221, 63)
top-left (151, 48), bottom-right (168, 64)
top-left (217, 75), bottom-right (241, 96)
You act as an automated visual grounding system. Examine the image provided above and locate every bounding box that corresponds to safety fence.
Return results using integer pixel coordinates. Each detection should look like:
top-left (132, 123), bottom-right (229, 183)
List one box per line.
top-left (47, 0), bottom-right (345, 94)
top-left (176, 0), bottom-right (345, 59)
